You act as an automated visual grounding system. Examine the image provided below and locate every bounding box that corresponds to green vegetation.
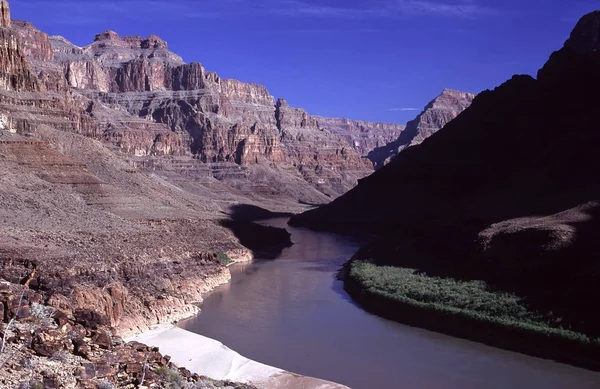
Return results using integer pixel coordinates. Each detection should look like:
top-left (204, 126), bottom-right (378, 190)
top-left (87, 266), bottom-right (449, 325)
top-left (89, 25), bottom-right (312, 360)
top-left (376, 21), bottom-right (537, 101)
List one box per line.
top-left (348, 260), bottom-right (598, 345)
top-left (153, 366), bottom-right (257, 389)
top-left (216, 252), bottom-right (233, 266)
top-left (155, 366), bottom-right (186, 389)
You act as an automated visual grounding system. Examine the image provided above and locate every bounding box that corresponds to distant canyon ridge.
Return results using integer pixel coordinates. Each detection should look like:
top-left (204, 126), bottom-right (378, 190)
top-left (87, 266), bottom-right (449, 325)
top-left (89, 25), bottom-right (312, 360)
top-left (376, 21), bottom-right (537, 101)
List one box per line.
top-left (8, 16), bottom-right (473, 203)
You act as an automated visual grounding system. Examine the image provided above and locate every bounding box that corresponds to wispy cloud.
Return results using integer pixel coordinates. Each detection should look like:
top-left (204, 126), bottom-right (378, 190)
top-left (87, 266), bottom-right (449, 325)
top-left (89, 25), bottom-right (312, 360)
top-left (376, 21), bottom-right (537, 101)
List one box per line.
top-left (266, 0), bottom-right (500, 19)
top-left (15, 0), bottom-right (501, 25)
top-left (388, 107), bottom-right (420, 112)
top-left (393, 0), bottom-right (500, 18)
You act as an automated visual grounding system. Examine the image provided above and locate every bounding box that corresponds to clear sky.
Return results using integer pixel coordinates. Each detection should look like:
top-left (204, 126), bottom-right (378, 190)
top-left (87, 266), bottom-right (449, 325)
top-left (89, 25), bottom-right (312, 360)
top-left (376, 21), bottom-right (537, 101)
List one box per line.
top-left (9, 0), bottom-right (599, 124)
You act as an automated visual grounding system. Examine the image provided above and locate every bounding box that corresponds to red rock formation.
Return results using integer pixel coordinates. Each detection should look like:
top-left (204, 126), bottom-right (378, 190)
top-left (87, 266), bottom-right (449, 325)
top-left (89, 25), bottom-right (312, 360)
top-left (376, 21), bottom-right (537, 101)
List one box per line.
top-left (5, 0), bottom-right (398, 199)
top-left (315, 116), bottom-right (405, 157)
top-left (12, 20), bottom-right (53, 61)
top-left (36, 28), bottom-right (374, 197)
top-left (0, 8), bottom-right (37, 92)
top-left (276, 98), bottom-right (372, 196)
top-left (0, 0), bottom-right (10, 29)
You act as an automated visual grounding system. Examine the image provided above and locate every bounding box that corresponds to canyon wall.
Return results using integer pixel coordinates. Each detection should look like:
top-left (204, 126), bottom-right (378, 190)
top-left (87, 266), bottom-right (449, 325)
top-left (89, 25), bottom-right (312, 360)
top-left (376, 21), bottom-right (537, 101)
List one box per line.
top-left (10, 25), bottom-right (379, 200)
top-left (369, 89), bottom-right (475, 169)
top-left (315, 116), bottom-right (405, 158)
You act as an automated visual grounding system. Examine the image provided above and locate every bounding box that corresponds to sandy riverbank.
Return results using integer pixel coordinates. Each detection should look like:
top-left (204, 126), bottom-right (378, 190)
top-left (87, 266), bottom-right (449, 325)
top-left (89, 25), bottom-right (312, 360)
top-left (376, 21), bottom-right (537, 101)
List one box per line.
top-left (127, 325), bottom-right (350, 389)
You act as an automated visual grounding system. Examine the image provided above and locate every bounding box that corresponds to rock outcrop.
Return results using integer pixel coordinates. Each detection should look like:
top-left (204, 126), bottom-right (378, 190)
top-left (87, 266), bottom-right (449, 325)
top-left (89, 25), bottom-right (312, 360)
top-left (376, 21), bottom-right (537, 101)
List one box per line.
top-left (315, 116), bottom-right (405, 158)
top-left (276, 99), bottom-right (373, 197)
top-left (12, 20), bottom-right (53, 62)
top-left (292, 10), bottom-right (600, 336)
top-left (0, 0), bottom-right (10, 29)
top-left (0, 283), bottom-right (260, 389)
top-left (368, 89), bottom-right (475, 169)
top-left (0, 13), bottom-right (37, 92)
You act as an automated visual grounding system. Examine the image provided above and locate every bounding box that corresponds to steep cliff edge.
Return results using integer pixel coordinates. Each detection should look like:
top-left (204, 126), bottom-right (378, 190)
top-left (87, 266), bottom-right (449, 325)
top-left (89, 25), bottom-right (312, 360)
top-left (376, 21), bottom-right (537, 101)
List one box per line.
top-left (292, 10), bottom-right (600, 338)
top-left (368, 89), bottom-right (475, 169)
top-left (0, 3), bottom-right (38, 92)
top-left (17, 27), bottom-right (373, 200)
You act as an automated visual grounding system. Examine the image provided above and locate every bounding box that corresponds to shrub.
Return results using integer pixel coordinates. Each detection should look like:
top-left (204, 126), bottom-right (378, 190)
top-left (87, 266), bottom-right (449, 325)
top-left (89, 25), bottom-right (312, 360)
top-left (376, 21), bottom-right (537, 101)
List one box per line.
top-left (348, 260), bottom-right (598, 345)
top-left (30, 303), bottom-right (56, 320)
top-left (217, 252), bottom-right (232, 266)
top-left (20, 356), bottom-right (37, 369)
top-left (96, 381), bottom-right (116, 389)
top-left (154, 366), bottom-right (186, 389)
top-left (51, 349), bottom-right (72, 363)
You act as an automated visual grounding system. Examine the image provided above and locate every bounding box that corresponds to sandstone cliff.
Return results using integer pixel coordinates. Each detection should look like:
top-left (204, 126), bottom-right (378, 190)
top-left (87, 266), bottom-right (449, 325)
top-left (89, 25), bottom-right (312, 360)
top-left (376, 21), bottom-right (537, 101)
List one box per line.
top-left (314, 116), bottom-right (405, 157)
top-left (368, 88), bottom-right (475, 169)
top-left (0, 11), bottom-right (37, 92)
top-left (276, 99), bottom-right (373, 197)
top-left (15, 27), bottom-right (373, 200)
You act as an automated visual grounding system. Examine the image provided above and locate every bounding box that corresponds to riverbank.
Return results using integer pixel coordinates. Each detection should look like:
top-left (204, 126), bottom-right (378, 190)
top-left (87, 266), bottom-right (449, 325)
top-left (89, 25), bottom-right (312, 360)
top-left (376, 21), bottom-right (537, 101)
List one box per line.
top-left (120, 219), bottom-right (348, 389)
top-left (0, 282), bottom-right (264, 388)
top-left (128, 325), bottom-right (350, 389)
top-left (343, 259), bottom-right (600, 371)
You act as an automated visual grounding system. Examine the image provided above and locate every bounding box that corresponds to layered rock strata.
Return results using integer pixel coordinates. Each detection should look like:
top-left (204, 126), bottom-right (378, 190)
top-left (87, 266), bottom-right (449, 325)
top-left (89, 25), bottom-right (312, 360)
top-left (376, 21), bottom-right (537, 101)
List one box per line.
top-left (315, 116), bottom-right (405, 157)
top-left (12, 27), bottom-right (372, 199)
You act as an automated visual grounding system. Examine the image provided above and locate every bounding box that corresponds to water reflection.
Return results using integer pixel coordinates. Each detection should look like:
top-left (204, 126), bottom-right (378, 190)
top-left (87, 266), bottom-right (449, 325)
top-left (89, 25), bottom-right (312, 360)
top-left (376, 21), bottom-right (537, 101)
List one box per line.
top-left (180, 219), bottom-right (600, 389)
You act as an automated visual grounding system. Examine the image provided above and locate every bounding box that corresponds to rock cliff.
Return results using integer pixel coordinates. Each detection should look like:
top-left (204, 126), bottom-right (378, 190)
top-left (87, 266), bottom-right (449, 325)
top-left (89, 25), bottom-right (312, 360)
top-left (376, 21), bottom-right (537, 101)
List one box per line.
top-left (0, 0), bottom-right (10, 29)
top-left (368, 88), bottom-right (475, 169)
top-left (315, 116), bottom-right (405, 158)
top-left (276, 99), bottom-right (372, 197)
top-left (292, 10), bottom-right (600, 336)
top-left (12, 27), bottom-right (373, 200)
top-left (0, 12), bottom-right (37, 92)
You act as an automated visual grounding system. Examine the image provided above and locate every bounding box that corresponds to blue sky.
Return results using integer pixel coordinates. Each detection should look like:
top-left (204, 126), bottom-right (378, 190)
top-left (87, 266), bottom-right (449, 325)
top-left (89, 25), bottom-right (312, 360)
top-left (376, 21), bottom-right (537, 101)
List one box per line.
top-left (9, 0), bottom-right (599, 124)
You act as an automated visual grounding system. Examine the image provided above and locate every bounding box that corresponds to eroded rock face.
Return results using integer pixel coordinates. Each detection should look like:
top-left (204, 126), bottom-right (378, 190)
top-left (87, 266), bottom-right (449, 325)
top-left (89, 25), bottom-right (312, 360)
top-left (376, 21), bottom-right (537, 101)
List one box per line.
top-left (31, 26), bottom-right (373, 196)
top-left (4, 0), bottom-right (373, 202)
top-left (276, 99), bottom-right (372, 196)
top-left (0, 284), bottom-right (260, 389)
top-left (369, 89), bottom-right (475, 169)
top-left (0, 0), bottom-right (10, 29)
top-left (0, 18), bottom-right (37, 91)
top-left (12, 20), bottom-right (53, 61)
top-left (315, 116), bottom-right (405, 157)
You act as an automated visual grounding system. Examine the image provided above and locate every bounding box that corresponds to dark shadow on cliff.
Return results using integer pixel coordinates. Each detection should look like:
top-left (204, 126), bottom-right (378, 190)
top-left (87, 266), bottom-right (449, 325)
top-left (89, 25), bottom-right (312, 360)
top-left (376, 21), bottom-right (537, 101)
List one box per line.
top-left (482, 204), bottom-right (600, 336)
top-left (220, 204), bottom-right (294, 259)
top-left (225, 204), bottom-right (294, 222)
top-left (367, 114), bottom-right (422, 170)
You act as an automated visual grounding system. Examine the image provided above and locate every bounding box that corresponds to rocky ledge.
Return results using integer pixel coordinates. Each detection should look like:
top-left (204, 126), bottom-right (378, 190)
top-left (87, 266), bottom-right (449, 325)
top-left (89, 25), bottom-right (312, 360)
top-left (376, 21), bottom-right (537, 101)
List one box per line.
top-left (0, 283), bottom-right (259, 388)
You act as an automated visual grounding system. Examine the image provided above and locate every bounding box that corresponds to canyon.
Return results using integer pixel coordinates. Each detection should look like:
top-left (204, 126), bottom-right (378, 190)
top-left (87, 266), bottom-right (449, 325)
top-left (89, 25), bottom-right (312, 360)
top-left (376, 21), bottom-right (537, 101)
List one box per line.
top-left (10, 20), bottom-right (388, 204)
top-left (0, 0), bottom-right (510, 386)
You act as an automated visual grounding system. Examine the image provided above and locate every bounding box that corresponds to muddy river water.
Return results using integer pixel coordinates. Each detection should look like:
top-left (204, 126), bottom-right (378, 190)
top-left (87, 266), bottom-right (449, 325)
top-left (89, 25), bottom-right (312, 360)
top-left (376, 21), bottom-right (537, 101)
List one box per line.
top-left (180, 219), bottom-right (600, 389)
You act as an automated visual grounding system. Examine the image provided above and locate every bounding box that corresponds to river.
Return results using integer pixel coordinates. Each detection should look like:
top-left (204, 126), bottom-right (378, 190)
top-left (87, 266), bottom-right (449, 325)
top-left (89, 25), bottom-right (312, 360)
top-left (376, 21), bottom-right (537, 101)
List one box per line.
top-left (179, 219), bottom-right (600, 389)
